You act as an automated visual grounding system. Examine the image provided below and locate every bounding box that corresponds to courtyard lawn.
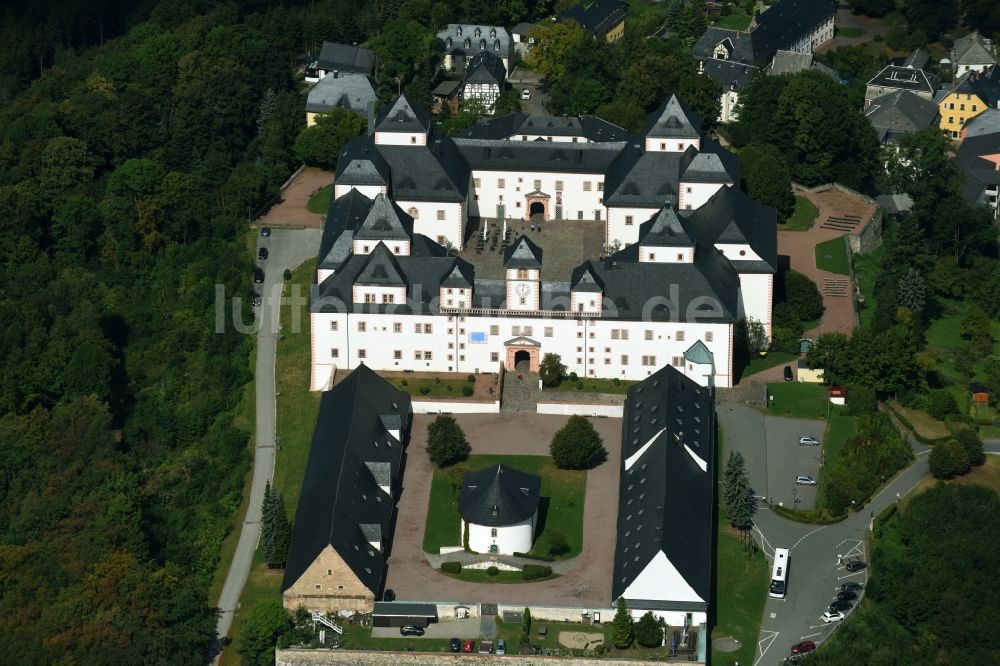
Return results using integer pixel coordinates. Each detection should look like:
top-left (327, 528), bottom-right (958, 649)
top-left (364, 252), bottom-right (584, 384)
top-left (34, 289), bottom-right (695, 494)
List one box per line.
top-left (543, 377), bottom-right (635, 394)
top-left (386, 376), bottom-right (475, 397)
top-left (739, 351), bottom-right (797, 381)
top-left (306, 184), bottom-right (333, 214)
top-left (422, 454), bottom-right (586, 559)
top-left (713, 12), bottom-right (752, 30)
top-left (818, 413), bottom-right (856, 508)
top-left (440, 567), bottom-right (559, 584)
top-left (783, 196), bottom-right (818, 230)
top-left (814, 237), bottom-right (850, 276)
top-left (854, 246), bottom-right (882, 329)
top-left (766, 382), bottom-right (829, 419)
top-left (836, 26), bottom-right (864, 38)
top-left (925, 298), bottom-right (1000, 383)
top-left (339, 625), bottom-right (455, 653)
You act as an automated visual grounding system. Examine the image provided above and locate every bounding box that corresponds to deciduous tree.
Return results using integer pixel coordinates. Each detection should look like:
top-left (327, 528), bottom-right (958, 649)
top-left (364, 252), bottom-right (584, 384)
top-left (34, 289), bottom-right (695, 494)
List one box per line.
top-left (427, 414), bottom-right (471, 468)
top-left (550, 415), bottom-right (606, 469)
top-left (539, 353), bottom-right (567, 388)
top-left (293, 108), bottom-right (366, 170)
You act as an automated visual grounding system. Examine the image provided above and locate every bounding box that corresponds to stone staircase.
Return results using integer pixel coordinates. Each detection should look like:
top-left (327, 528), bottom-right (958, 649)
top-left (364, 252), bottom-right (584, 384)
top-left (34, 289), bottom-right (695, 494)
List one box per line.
top-left (823, 277), bottom-right (850, 298)
top-left (500, 362), bottom-right (541, 412)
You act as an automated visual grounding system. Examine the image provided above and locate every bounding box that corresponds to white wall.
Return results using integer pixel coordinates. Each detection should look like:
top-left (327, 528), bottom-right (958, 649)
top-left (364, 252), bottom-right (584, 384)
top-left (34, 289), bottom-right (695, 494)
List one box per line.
top-left (351, 285), bottom-right (406, 305)
top-left (412, 399), bottom-right (500, 414)
top-left (715, 243), bottom-right (759, 262)
top-left (374, 131), bottom-right (427, 146)
top-left (639, 245), bottom-right (694, 263)
top-left (439, 286), bottom-right (472, 309)
top-left (398, 200), bottom-right (464, 249)
top-left (645, 137), bottom-right (700, 153)
top-left (515, 134), bottom-right (592, 143)
top-left (606, 206), bottom-right (659, 247)
top-left (353, 239), bottom-right (410, 256)
top-left (335, 183), bottom-right (385, 199)
top-left (737, 272), bottom-right (773, 337)
top-left (317, 268), bottom-right (335, 283)
top-left (536, 402), bottom-right (624, 417)
top-left (463, 82), bottom-right (500, 111)
top-left (678, 181), bottom-right (727, 211)
top-left (720, 90), bottom-right (740, 124)
top-left (468, 515), bottom-right (534, 554)
top-left (468, 169), bottom-right (605, 221)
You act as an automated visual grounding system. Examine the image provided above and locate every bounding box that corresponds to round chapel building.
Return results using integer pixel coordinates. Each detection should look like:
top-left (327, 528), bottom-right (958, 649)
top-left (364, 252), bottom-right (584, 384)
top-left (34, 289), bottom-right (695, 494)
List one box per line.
top-left (458, 463), bottom-right (541, 555)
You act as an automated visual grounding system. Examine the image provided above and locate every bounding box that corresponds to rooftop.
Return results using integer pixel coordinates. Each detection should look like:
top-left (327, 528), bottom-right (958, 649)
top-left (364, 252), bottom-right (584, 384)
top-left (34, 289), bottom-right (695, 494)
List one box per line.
top-left (458, 463), bottom-right (542, 526)
top-left (454, 218), bottom-right (605, 279)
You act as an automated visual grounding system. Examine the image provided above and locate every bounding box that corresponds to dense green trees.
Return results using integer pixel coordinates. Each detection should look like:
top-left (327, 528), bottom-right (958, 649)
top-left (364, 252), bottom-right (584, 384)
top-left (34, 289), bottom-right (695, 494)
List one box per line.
top-left (821, 414), bottom-right (912, 514)
top-left (739, 143), bottom-right (795, 221)
top-left (240, 601), bottom-right (293, 666)
top-left (262, 482), bottom-right (293, 568)
top-left (634, 611), bottom-right (664, 648)
top-left (550, 415), bottom-right (606, 470)
top-left (294, 108), bottom-right (367, 169)
top-left (722, 451), bottom-right (756, 533)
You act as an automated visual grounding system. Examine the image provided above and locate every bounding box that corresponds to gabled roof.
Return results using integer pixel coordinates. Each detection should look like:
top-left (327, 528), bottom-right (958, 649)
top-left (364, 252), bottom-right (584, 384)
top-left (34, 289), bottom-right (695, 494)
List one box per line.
top-left (682, 152), bottom-right (734, 183)
top-left (955, 133), bottom-right (1000, 207)
top-left (503, 235), bottom-right (543, 269)
top-left (603, 143), bottom-right (690, 207)
top-left (864, 90), bottom-right (939, 143)
top-left (700, 58), bottom-right (759, 92)
top-left (684, 340), bottom-right (715, 366)
top-left (612, 365), bottom-right (715, 608)
top-left (316, 41), bottom-right (376, 75)
top-left (645, 95), bottom-right (702, 139)
top-left (638, 207), bottom-right (694, 247)
top-left (769, 50), bottom-right (813, 76)
top-left (951, 66), bottom-right (1000, 106)
top-left (356, 243), bottom-right (406, 286)
top-left (441, 261), bottom-right (474, 288)
top-left (964, 107), bottom-right (1000, 139)
top-left (559, 0), bottom-right (627, 38)
top-left (306, 73), bottom-right (376, 116)
top-left (335, 137), bottom-right (390, 187)
top-left (952, 32), bottom-right (995, 66)
top-left (318, 189), bottom-right (372, 271)
top-left (465, 51), bottom-right (507, 85)
top-left (438, 24), bottom-right (513, 62)
top-left (354, 194), bottom-right (413, 241)
top-left (378, 138), bottom-right (470, 203)
top-left (375, 94), bottom-right (431, 134)
top-left (866, 64), bottom-right (937, 96)
top-left (692, 27), bottom-right (756, 65)
top-left (459, 463), bottom-right (541, 527)
top-left (683, 186), bottom-right (778, 273)
top-left (282, 366), bottom-right (410, 595)
top-left (750, 0), bottom-right (836, 64)
top-left (570, 263), bottom-right (604, 292)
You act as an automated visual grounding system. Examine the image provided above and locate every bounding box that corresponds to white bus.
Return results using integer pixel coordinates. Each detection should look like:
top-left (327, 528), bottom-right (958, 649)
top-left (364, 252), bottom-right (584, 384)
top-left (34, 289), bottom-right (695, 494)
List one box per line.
top-left (769, 548), bottom-right (789, 599)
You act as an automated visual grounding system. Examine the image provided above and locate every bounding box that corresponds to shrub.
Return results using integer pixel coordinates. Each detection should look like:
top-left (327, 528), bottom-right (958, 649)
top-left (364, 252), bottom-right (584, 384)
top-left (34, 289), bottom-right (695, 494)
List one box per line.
top-left (575, 381), bottom-right (584, 390)
top-left (550, 415), bottom-right (607, 469)
top-left (487, 566), bottom-right (499, 577)
top-left (521, 564), bottom-right (552, 580)
top-left (418, 385), bottom-right (431, 395)
top-left (845, 384), bottom-right (877, 416)
top-left (441, 561), bottom-right (461, 574)
top-left (611, 598), bottom-right (633, 649)
top-left (513, 551), bottom-right (555, 562)
top-left (568, 371), bottom-right (578, 381)
top-left (282, 269), bottom-right (292, 280)
top-left (400, 379), bottom-right (408, 386)
top-left (954, 429), bottom-right (985, 467)
top-left (612, 377), bottom-right (621, 386)
top-left (461, 385), bottom-right (473, 396)
top-left (547, 530), bottom-right (571, 556)
top-left (925, 390), bottom-right (959, 421)
top-left (435, 377), bottom-right (441, 384)
top-left (634, 612), bottom-right (664, 648)
top-left (784, 270), bottom-right (824, 323)
top-left (929, 439), bottom-right (970, 479)
top-left (446, 384), bottom-right (452, 391)
top-left (426, 414), bottom-right (471, 467)
top-left (467, 374), bottom-right (475, 383)
top-left (539, 353), bottom-right (567, 388)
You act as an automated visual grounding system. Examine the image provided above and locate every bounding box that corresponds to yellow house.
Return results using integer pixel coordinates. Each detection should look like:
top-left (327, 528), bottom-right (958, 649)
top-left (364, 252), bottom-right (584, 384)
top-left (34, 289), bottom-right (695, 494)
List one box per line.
top-left (560, 0), bottom-right (626, 43)
top-left (939, 67), bottom-right (1000, 139)
top-left (797, 360), bottom-right (824, 384)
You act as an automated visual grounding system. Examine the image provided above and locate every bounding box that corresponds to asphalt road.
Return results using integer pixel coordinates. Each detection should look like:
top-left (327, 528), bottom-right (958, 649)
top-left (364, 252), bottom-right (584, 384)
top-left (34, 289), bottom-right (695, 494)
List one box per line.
top-left (211, 227), bottom-right (321, 662)
top-left (721, 403), bottom-right (1000, 664)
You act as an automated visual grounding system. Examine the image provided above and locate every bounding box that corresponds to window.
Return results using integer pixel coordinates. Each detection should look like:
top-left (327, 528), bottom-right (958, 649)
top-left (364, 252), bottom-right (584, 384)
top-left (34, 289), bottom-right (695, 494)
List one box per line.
top-left (973, 104), bottom-right (978, 111)
top-left (408, 207), bottom-right (419, 218)
top-left (424, 323), bottom-right (433, 334)
top-left (515, 201), bottom-right (521, 208)
top-left (517, 269), bottom-right (528, 279)
top-left (625, 215), bottom-right (634, 226)
top-left (534, 179), bottom-right (541, 190)
top-left (672, 356), bottom-right (683, 367)
top-left (511, 326), bottom-right (519, 336)
top-left (660, 142), bottom-right (666, 150)
top-left (686, 186), bottom-right (692, 193)
top-left (436, 209), bottom-right (445, 220)
top-left (649, 253), bottom-right (656, 261)
top-left (498, 178), bottom-right (506, 188)
top-left (605, 347), bottom-right (611, 353)
top-left (393, 322), bottom-right (402, 333)
top-left (685, 204), bottom-right (692, 210)
top-left (555, 180), bottom-right (564, 190)
top-left (544, 327), bottom-right (553, 337)
top-left (424, 351), bottom-right (433, 360)
top-left (676, 330), bottom-right (685, 342)
top-left (437, 235), bottom-right (446, 244)
top-left (645, 329), bottom-right (653, 341)
top-left (948, 116), bottom-right (954, 123)
top-left (331, 348), bottom-right (339, 358)
top-left (583, 181), bottom-right (592, 191)
top-left (414, 350), bottom-right (421, 360)
top-left (572, 137), bottom-right (578, 143)
top-left (519, 297), bottom-right (526, 305)
top-left (491, 352), bottom-right (499, 362)
top-left (358, 349), bottom-right (367, 359)
top-left (677, 143), bottom-right (684, 150)
top-left (327, 569), bottom-right (332, 575)
top-left (641, 355), bottom-right (656, 366)
top-left (394, 350), bottom-right (402, 359)
top-left (490, 325), bottom-right (499, 335)
top-left (393, 245), bottom-right (400, 254)
top-left (473, 178), bottom-right (481, 187)
top-left (621, 329), bottom-right (629, 340)
top-left (448, 342), bottom-right (454, 349)
top-left (524, 326), bottom-right (533, 336)
top-left (577, 331), bottom-right (583, 338)
top-left (611, 329), bottom-right (620, 340)
top-left (960, 103), bottom-right (965, 111)
top-left (414, 323), bottom-right (422, 334)
top-left (705, 331), bottom-right (713, 342)
top-left (677, 253), bottom-right (685, 261)
top-left (362, 245), bottom-right (370, 253)
top-left (358, 321), bottom-right (366, 332)
top-left (381, 294), bottom-right (395, 304)
top-left (410, 136), bottom-right (416, 144)
top-left (621, 354), bottom-right (628, 365)
top-left (363, 293), bottom-right (374, 303)
top-left (597, 181), bottom-right (604, 191)
top-left (605, 358), bottom-right (611, 364)
top-left (577, 357), bottom-right (582, 364)
top-left (491, 528), bottom-right (497, 537)
top-left (330, 321), bottom-right (339, 331)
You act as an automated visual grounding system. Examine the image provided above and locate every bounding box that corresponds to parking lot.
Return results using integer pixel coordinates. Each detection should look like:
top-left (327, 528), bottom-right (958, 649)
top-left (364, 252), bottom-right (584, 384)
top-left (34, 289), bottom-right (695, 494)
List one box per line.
top-left (508, 65), bottom-right (550, 116)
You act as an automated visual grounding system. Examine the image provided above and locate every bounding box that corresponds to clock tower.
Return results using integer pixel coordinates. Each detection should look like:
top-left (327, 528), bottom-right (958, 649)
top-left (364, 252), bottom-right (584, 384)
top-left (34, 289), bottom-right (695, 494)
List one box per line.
top-left (503, 235), bottom-right (542, 312)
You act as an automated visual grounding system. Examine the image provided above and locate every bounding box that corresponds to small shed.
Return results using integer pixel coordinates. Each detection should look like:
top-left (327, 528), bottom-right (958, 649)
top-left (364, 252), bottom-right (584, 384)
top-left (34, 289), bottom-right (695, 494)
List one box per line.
top-left (971, 382), bottom-right (990, 404)
top-left (372, 602), bottom-right (438, 628)
top-left (828, 386), bottom-right (847, 406)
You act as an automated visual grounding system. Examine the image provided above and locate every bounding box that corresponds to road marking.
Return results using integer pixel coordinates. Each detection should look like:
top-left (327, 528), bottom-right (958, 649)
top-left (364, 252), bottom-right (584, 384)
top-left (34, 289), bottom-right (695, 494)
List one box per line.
top-left (837, 571), bottom-right (864, 580)
top-left (754, 630), bottom-right (780, 666)
top-left (790, 525), bottom-right (826, 549)
top-left (753, 521), bottom-right (775, 557)
top-left (800, 632), bottom-right (822, 639)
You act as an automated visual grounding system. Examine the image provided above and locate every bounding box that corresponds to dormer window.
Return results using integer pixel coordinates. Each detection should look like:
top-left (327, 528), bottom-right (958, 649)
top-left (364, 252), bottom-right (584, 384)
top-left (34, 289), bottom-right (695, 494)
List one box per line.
top-left (457, 26), bottom-right (462, 36)
top-left (490, 28), bottom-right (496, 38)
top-left (446, 37), bottom-right (452, 48)
top-left (464, 38), bottom-right (470, 49)
top-left (480, 39), bottom-right (486, 50)
top-left (475, 27), bottom-right (481, 37)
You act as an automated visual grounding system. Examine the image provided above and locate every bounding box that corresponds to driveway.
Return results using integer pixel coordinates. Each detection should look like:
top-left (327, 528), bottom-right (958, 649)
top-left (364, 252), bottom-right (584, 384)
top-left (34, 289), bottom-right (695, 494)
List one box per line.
top-left (507, 65), bottom-right (550, 116)
top-left (256, 167), bottom-right (333, 228)
top-left (385, 413), bottom-right (621, 609)
top-left (815, 5), bottom-right (889, 54)
top-left (211, 228), bottom-right (322, 662)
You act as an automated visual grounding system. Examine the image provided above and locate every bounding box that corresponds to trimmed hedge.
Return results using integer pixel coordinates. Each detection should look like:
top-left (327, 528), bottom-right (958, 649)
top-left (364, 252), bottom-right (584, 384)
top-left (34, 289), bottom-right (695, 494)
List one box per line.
top-left (772, 505), bottom-right (846, 524)
top-left (521, 564), bottom-right (552, 580)
top-left (487, 566), bottom-right (499, 576)
top-left (441, 561), bottom-right (462, 574)
top-left (513, 551), bottom-right (555, 562)
top-left (873, 502), bottom-right (898, 537)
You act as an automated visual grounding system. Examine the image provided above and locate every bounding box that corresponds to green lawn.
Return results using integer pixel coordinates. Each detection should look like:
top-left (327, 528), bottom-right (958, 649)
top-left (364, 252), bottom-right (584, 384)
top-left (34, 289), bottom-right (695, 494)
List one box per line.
top-left (815, 237), bottom-right (851, 276)
top-left (783, 196), bottom-right (818, 230)
top-left (854, 246), bottom-right (882, 329)
top-left (740, 351), bottom-right (797, 381)
top-left (386, 376), bottom-right (475, 397)
top-left (306, 184), bottom-right (333, 214)
top-left (543, 377), bottom-right (635, 394)
top-left (495, 618), bottom-right (669, 658)
top-left (836, 26), bottom-right (864, 38)
top-left (338, 625), bottom-right (455, 653)
top-left (422, 454), bottom-right (586, 559)
top-left (440, 568), bottom-right (559, 584)
top-left (925, 298), bottom-right (1000, 383)
top-left (766, 382), bottom-right (830, 419)
top-left (713, 12), bottom-right (752, 31)
top-left (818, 412), bottom-right (856, 509)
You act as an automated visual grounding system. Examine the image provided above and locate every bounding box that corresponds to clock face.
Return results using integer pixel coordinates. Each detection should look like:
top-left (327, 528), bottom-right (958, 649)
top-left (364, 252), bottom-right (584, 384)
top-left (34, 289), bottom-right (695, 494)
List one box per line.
top-left (515, 283), bottom-right (530, 297)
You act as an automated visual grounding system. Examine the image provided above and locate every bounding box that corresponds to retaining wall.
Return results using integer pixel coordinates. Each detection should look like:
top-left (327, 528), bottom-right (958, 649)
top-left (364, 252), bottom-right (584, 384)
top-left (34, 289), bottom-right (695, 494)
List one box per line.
top-left (277, 650), bottom-right (699, 666)
top-left (411, 399), bottom-right (500, 414)
top-left (536, 401), bottom-right (624, 418)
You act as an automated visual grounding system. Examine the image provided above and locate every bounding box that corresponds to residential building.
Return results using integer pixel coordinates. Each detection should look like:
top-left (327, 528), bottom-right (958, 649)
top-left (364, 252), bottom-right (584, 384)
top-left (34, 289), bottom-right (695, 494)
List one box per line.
top-left (438, 24), bottom-right (514, 74)
top-left (459, 463), bottom-right (540, 555)
top-left (305, 72), bottom-right (376, 125)
top-left (748, 0), bottom-right (836, 59)
top-left (938, 66), bottom-right (1000, 139)
top-left (952, 31), bottom-right (996, 76)
top-left (962, 107), bottom-right (1000, 140)
top-left (612, 363), bottom-right (715, 627)
top-left (462, 51), bottom-right (507, 113)
top-left (698, 58), bottom-right (758, 123)
top-left (864, 52), bottom-right (938, 108)
top-left (955, 133), bottom-right (1000, 218)
top-left (559, 0), bottom-right (627, 43)
top-left (305, 41), bottom-right (376, 83)
top-left (864, 90), bottom-right (939, 146)
top-left (768, 50), bottom-right (842, 81)
top-left (281, 366), bottom-right (411, 614)
top-left (431, 80), bottom-right (462, 114)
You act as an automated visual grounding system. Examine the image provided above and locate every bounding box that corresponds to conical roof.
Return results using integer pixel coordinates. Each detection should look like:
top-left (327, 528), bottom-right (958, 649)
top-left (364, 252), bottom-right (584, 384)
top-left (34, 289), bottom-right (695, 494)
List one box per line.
top-left (458, 463), bottom-right (541, 527)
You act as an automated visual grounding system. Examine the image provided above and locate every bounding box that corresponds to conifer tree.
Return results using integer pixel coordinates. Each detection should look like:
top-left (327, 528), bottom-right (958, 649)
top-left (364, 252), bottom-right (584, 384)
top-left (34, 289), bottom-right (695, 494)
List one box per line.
top-left (611, 597), bottom-right (634, 648)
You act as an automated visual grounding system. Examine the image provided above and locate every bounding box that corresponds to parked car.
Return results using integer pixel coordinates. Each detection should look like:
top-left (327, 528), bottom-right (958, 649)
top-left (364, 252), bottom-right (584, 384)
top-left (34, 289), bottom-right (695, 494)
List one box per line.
top-left (795, 475), bottom-right (817, 485)
top-left (790, 640), bottom-right (816, 655)
top-left (496, 638), bottom-right (507, 655)
top-left (841, 581), bottom-right (863, 592)
top-left (829, 599), bottom-right (852, 613)
top-left (838, 590), bottom-right (858, 601)
top-left (399, 625), bottom-right (424, 636)
top-left (844, 559), bottom-right (867, 572)
top-left (521, 88), bottom-right (531, 100)
top-left (821, 611), bottom-right (845, 624)
top-left (479, 640), bottom-right (493, 654)
top-left (258, 247), bottom-right (269, 260)
top-left (251, 293), bottom-right (262, 307)
top-left (253, 268), bottom-right (265, 284)
top-left (799, 436), bottom-right (820, 446)
top-left (260, 226), bottom-right (271, 237)
top-left (462, 639), bottom-right (475, 653)
top-left (783, 365), bottom-right (794, 381)
top-left (449, 638), bottom-right (461, 653)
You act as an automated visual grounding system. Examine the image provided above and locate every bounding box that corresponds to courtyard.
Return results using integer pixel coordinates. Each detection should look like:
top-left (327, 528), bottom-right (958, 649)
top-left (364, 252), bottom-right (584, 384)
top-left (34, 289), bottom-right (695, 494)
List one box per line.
top-left (385, 412), bottom-right (622, 607)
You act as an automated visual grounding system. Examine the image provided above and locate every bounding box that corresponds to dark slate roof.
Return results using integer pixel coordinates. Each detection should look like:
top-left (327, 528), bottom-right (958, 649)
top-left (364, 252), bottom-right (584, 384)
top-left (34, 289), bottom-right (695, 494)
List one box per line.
top-left (964, 108), bottom-right (1000, 138)
top-left (378, 138), bottom-right (470, 202)
top-left (504, 235), bottom-right (543, 269)
top-left (438, 24), bottom-right (513, 62)
top-left (570, 264), bottom-right (604, 292)
top-left (356, 243), bottom-right (406, 286)
top-left (373, 602), bottom-right (438, 617)
top-left (700, 58), bottom-right (758, 92)
top-left (559, 0), bottom-right (627, 38)
top-left (955, 133), bottom-right (1000, 207)
top-left (282, 366), bottom-right (410, 595)
top-left (612, 365), bottom-right (715, 607)
top-left (750, 0), bottom-right (836, 64)
top-left (952, 32), bottom-right (996, 66)
top-left (693, 27), bottom-right (757, 65)
top-left (682, 186), bottom-right (778, 273)
top-left (317, 41), bottom-right (376, 75)
top-left (866, 64), bottom-right (937, 96)
top-left (441, 262), bottom-right (474, 288)
top-left (459, 463), bottom-right (541, 526)
top-left (952, 66), bottom-right (1000, 105)
top-left (864, 90), bottom-right (939, 144)
top-left (319, 189), bottom-right (372, 271)
top-left (453, 112), bottom-right (631, 143)
top-left (354, 194), bottom-right (414, 241)
top-left (638, 207), bottom-right (694, 247)
top-left (335, 137), bottom-right (391, 188)
top-left (306, 73), bottom-right (376, 116)
top-left (769, 50), bottom-right (813, 76)
top-left (604, 143), bottom-right (688, 207)
top-left (375, 94), bottom-right (431, 134)
top-left (466, 51), bottom-right (507, 85)
top-left (683, 152), bottom-right (734, 183)
top-left (645, 95), bottom-right (702, 139)
top-left (454, 139), bottom-right (624, 174)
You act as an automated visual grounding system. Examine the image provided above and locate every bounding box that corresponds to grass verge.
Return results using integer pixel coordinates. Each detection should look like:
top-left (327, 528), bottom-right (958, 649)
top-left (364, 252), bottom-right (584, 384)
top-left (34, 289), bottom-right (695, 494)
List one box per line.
top-left (836, 26), bottom-right (864, 38)
top-left (818, 412), bottom-right (856, 508)
top-left (815, 237), bottom-right (851, 275)
top-left (765, 382), bottom-right (830, 419)
top-left (440, 568), bottom-right (560, 584)
top-left (543, 377), bottom-right (635, 394)
top-left (713, 12), bottom-right (752, 31)
top-left (386, 376), bottom-right (475, 397)
top-left (712, 519), bottom-right (769, 665)
top-left (853, 246), bottom-right (881, 329)
top-left (783, 196), bottom-right (818, 230)
top-left (306, 184), bottom-right (333, 214)
top-left (740, 352), bottom-right (797, 381)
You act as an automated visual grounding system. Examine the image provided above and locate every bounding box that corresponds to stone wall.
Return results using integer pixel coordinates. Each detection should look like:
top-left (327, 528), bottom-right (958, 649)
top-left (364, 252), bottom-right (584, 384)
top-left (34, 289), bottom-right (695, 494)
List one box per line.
top-left (283, 545), bottom-right (375, 614)
top-left (277, 650), bottom-right (704, 666)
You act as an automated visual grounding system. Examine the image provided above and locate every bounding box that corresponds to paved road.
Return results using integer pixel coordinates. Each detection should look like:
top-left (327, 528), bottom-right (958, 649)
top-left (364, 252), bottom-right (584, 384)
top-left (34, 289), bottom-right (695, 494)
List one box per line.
top-left (211, 228), bottom-right (321, 662)
top-left (722, 402), bottom-right (1000, 665)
